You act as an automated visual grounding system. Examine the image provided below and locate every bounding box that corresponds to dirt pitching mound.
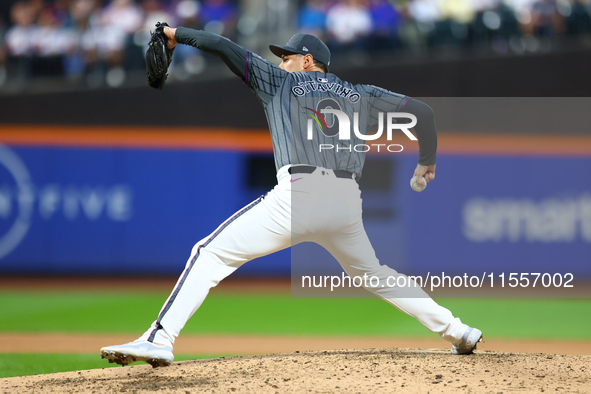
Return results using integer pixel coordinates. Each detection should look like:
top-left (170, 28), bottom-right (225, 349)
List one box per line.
top-left (1, 348), bottom-right (589, 393)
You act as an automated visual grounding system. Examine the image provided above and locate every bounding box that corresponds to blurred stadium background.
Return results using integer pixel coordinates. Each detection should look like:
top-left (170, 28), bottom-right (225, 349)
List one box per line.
top-left (0, 0), bottom-right (590, 379)
top-left (0, 0), bottom-right (590, 93)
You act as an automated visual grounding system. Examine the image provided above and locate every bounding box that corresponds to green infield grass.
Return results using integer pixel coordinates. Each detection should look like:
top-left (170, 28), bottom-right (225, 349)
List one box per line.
top-left (1, 290), bottom-right (590, 338)
top-left (0, 353), bottom-right (223, 379)
top-left (1, 289), bottom-right (590, 378)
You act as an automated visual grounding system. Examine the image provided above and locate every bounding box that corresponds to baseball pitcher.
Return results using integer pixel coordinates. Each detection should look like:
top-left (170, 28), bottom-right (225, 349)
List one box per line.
top-left (101, 25), bottom-right (482, 367)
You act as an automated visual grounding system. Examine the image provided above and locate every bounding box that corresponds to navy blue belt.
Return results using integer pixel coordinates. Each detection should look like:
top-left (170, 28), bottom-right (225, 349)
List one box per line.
top-left (288, 165), bottom-right (354, 179)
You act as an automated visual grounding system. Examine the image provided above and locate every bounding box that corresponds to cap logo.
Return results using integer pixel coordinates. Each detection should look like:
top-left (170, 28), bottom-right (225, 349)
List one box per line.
top-left (302, 46), bottom-right (309, 52)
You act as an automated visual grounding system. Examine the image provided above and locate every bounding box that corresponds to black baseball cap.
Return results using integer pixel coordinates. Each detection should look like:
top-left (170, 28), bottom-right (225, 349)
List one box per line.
top-left (269, 33), bottom-right (331, 67)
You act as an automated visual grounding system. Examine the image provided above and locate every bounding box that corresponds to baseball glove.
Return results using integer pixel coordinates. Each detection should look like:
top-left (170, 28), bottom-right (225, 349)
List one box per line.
top-left (146, 22), bottom-right (175, 90)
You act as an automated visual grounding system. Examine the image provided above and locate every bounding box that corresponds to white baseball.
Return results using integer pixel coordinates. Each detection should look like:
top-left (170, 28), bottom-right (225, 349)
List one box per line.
top-left (410, 176), bottom-right (427, 192)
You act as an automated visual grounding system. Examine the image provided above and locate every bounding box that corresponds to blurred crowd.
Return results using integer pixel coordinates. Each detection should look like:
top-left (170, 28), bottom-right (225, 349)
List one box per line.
top-left (0, 0), bottom-right (590, 90)
top-left (0, 0), bottom-right (239, 88)
top-left (300, 0), bottom-right (591, 55)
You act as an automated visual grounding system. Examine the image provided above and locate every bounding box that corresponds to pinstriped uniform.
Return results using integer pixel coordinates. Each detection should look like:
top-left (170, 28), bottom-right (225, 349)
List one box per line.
top-left (245, 51), bottom-right (407, 179)
top-left (137, 29), bottom-right (470, 352)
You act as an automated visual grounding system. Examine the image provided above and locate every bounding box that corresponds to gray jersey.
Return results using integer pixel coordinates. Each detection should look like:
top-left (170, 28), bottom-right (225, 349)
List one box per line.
top-left (176, 28), bottom-right (436, 179)
top-left (245, 53), bottom-right (407, 179)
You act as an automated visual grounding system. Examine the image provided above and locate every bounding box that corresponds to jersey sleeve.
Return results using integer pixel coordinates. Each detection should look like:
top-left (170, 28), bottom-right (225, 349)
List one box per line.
top-left (175, 27), bottom-right (286, 104)
top-left (362, 85), bottom-right (437, 166)
top-left (245, 52), bottom-right (288, 104)
top-left (362, 84), bottom-right (407, 111)
top-left (402, 98), bottom-right (437, 166)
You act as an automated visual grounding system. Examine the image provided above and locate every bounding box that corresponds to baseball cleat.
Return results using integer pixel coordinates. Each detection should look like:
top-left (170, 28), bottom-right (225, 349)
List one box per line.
top-left (100, 340), bottom-right (174, 368)
top-left (451, 327), bottom-right (483, 355)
